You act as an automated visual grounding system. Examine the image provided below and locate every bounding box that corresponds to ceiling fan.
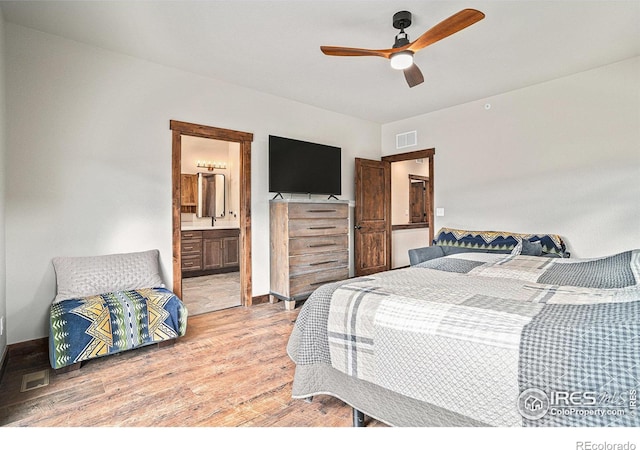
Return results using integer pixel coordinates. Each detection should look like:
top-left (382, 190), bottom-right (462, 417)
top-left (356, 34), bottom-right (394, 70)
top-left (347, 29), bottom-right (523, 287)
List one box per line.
top-left (320, 8), bottom-right (485, 88)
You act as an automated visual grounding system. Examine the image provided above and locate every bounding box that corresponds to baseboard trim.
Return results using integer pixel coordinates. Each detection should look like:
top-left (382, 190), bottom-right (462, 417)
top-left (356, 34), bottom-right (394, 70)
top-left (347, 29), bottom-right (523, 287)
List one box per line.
top-left (1, 337), bottom-right (48, 384)
top-left (252, 294), bottom-right (270, 305)
top-left (8, 337), bottom-right (48, 357)
top-left (0, 345), bottom-right (8, 385)
top-left (183, 267), bottom-right (240, 278)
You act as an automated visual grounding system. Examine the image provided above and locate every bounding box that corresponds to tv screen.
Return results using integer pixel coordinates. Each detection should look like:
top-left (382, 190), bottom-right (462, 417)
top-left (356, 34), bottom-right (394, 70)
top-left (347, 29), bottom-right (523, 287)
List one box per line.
top-left (269, 135), bottom-right (342, 196)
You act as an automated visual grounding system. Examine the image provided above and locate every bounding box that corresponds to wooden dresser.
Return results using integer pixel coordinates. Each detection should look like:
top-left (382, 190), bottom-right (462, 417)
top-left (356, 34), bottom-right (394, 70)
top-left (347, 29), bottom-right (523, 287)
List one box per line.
top-left (269, 200), bottom-right (350, 310)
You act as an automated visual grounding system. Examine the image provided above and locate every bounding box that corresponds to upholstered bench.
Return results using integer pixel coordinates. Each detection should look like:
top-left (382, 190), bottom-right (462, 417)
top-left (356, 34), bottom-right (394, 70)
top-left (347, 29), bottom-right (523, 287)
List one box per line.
top-left (49, 249), bottom-right (188, 372)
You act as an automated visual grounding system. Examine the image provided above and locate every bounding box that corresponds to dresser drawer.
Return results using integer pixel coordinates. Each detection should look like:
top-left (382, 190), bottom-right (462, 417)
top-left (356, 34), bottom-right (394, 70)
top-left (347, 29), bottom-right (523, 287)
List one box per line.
top-left (181, 230), bottom-right (203, 240)
top-left (289, 267), bottom-right (350, 298)
top-left (181, 254), bottom-right (202, 271)
top-left (287, 203), bottom-right (348, 219)
top-left (289, 234), bottom-right (349, 256)
top-left (289, 251), bottom-right (349, 276)
top-left (181, 239), bottom-right (202, 255)
top-left (288, 218), bottom-right (348, 237)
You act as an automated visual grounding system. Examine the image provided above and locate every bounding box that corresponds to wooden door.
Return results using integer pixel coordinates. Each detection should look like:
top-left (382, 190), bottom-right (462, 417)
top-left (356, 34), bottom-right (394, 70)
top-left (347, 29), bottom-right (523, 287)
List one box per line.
top-left (410, 181), bottom-right (425, 223)
top-left (354, 158), bottom-right (391, 276)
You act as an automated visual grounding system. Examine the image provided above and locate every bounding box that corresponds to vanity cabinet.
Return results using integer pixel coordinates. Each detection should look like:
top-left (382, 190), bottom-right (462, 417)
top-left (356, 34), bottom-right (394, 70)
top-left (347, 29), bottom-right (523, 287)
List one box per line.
top-left (181, 228), bottom-right (240, 277)
top-left (181, 230), bottom-right (203, 272)
top-left (202, 229), bottom-right (240, 270)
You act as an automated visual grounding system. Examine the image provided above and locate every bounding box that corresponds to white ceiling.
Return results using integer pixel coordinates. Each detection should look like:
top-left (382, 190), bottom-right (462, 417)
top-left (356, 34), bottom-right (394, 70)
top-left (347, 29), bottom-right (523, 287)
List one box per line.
top-left (1, 1), bottom-right (639, 124)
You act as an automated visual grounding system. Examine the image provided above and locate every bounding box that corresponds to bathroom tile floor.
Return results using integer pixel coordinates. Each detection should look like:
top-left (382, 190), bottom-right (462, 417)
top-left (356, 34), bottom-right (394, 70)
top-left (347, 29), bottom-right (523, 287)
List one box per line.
top-left (181, 271), bottom-right (241, 316)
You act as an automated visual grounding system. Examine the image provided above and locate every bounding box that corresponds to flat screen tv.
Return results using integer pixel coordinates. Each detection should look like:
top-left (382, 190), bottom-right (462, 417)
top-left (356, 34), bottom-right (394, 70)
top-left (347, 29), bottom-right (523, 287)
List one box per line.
top-left (269, 135), bottom-right (341, 197)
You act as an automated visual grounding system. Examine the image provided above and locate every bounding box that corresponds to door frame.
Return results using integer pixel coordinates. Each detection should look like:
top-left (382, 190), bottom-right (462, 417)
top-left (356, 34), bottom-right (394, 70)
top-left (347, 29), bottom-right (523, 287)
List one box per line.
top-left (382, 148), bottom-right (435, 244)
top-left (170, 120), bottom-right (254, 306)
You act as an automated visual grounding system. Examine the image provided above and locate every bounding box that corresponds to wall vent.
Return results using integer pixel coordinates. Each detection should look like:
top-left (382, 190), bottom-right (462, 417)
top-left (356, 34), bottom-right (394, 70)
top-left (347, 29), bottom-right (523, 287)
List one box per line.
top-left (396, 131), bottom-right (417, 149)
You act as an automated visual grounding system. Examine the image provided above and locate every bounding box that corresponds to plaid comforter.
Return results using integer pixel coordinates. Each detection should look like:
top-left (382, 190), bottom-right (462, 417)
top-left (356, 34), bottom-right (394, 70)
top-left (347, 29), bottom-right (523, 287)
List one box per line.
top-left (288, 251), bottom-right (640, 426)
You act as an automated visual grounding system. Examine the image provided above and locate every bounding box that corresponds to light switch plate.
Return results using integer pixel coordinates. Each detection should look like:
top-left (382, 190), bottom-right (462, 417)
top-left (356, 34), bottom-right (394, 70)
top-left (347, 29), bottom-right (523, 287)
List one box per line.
top-left (436, 208), bottom-right (445, 217)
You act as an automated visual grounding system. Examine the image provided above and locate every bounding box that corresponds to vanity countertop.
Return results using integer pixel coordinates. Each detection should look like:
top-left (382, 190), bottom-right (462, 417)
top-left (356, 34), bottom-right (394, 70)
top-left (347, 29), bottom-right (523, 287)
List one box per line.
top-left (181, 224), bottom-right (239, 231)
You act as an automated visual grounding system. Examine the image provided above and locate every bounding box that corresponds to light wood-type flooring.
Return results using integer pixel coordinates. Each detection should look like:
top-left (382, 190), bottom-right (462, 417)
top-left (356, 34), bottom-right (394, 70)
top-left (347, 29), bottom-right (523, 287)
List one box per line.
top-left (0, 302), bottom-right (384, 428)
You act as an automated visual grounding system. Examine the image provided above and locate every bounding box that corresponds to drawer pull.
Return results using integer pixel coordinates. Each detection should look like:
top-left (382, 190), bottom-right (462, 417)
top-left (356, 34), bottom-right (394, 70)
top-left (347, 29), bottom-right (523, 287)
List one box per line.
top-left (310, 279), bottom-right (342, 286)
top-left (309, 260), bottom-right (338, 266)
top-left (183, 262), bottom-right (194, 266)
top-left (183, 246), bottom-right (193, 250)
top-left (307, 209), bottom-right (337, 213)
top-left (308, 226), bottom-right (336, 230)
top-left (308, 243), bottom-right (335, 248)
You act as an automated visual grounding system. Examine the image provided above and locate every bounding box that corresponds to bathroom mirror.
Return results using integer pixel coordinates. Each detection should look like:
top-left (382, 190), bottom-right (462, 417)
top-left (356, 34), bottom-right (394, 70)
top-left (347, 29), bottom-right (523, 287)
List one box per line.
top-left (197, 172), bottom-right (225, 218)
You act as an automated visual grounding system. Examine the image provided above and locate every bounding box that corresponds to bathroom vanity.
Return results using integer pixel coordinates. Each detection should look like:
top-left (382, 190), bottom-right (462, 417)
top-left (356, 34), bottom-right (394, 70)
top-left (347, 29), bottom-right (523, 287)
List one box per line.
top-left (181, 227), bottom-right (240, 277)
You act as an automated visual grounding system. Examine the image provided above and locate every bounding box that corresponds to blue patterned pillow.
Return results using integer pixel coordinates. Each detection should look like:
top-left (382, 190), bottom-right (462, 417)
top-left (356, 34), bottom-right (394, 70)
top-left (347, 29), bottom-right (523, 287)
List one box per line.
top-left (433, 228), bottom-right (566, 257)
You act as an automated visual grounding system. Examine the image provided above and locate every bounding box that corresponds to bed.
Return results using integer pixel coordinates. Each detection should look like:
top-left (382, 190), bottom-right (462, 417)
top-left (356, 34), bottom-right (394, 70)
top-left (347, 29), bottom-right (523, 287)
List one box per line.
top-left (49, 249), bottom-right (188, 371)
top-left (287, 247), bottom-right (640, 427)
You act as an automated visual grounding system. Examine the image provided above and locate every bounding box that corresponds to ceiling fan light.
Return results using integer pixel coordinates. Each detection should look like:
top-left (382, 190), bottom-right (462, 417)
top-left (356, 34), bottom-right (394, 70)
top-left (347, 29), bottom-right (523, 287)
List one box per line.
top-left (390, 51), bottom-right (413, 70)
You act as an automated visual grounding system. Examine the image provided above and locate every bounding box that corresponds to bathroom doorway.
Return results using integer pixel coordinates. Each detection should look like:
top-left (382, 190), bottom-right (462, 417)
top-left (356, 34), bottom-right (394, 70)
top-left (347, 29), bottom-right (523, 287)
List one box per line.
top-left (170, 120), bottom-right (253, 312)
top-left (384, 149), bottom-right (434, 269)
top-left (180, 136), bottom-right (241, 315)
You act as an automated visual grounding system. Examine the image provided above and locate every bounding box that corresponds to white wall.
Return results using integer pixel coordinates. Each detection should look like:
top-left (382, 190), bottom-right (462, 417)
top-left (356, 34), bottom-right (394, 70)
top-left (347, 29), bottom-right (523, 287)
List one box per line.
top-left (0, 10), bottom-right (7, 361)
top-left (392, 228), bottom-right (429, 269)
top-left (5, 24), bottom-right (381, 344)
top-left (382, 57), bottom-right (640, 258)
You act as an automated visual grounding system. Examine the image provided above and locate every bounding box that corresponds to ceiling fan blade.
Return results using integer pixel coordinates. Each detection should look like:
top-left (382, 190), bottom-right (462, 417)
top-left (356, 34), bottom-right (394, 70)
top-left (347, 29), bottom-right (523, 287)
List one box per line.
top-left (320, 46), bottom-right (394, 59)
top-left (403, 64), bottom-right (424, 88)
top-left (408, 9), bottom-right (485, 53)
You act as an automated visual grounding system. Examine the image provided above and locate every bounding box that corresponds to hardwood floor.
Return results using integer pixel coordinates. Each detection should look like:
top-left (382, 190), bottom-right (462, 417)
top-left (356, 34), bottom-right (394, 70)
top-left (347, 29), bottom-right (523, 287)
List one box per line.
top-left (0, 302), bottom-right (383, 428)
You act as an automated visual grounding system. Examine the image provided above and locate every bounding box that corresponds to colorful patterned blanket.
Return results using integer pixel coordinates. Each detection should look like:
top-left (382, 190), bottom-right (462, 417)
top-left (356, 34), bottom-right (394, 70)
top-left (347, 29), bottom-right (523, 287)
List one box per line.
top-left (49, 287), bottom-right (188, 369)
top-left (288, 251), bottom-right (640, 426)
top-left (432, 227), bottom-right (568, 256)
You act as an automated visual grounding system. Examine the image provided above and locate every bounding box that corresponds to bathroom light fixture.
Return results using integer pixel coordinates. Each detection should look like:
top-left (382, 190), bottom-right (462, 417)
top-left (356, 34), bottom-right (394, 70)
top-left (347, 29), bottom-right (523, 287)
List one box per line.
top-left (390, 50), bottom-right (414, 70)
top-left (196, 160), bottom-right (226, 171)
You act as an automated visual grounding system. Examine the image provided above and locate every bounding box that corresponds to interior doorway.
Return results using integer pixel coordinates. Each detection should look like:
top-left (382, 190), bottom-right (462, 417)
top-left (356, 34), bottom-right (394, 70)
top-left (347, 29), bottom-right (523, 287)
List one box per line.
top-left (383, 148), bottom-right (435, 269)
top-left (353, 148), bottom-right (434, 275)
top-left (170, 120), bottom-right (253, 308)
top-left (179, 136), bottom-right (241, 315)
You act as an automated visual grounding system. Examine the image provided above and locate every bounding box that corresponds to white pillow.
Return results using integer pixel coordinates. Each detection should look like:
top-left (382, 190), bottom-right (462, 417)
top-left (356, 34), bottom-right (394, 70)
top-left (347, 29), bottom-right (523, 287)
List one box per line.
top-left (52, 249), bottom-right (165, 303)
